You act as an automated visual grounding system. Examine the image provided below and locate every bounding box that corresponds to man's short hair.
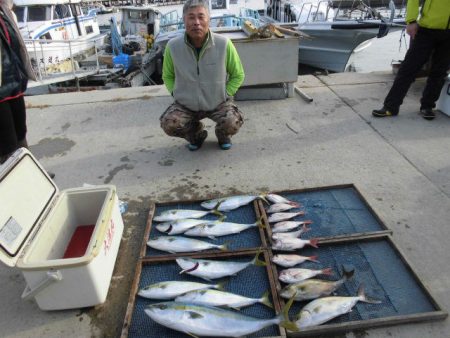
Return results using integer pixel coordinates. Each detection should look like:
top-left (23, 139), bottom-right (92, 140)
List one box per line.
top-left (183, 0), bottom-right (210, 16)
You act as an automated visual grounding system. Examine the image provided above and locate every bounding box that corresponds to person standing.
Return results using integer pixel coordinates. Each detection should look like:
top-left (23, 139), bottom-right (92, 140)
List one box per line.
top-left (0, 0), bottom-right (36, 163)
top-left (372, 0), bottom-right (450, 120)
top-left (160, 0), bottom-right (245, 151)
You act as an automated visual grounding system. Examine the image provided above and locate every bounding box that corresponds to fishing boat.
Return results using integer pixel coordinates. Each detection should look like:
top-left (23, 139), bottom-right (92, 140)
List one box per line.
top-left (13, 0), bottom-right (107, 74)
top-left (262, 0), bottom-right (406, 72)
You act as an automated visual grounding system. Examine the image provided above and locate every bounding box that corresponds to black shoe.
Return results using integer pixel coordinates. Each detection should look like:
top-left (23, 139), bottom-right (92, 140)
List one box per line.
top-left (372, 107), bottom-right (398, 117)
top-left (187, 130), bottom-right (208, 151)
top-left (420, 108), bottom-right (435, 120)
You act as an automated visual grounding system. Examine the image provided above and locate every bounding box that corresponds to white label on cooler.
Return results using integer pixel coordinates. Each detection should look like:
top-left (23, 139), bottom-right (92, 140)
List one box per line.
top-left (0, 217), bottom-right (22, 245)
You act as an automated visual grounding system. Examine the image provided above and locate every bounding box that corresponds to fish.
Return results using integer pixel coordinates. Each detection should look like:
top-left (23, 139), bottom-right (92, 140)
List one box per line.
top-left (176, 251), bottom-right (266, 281)
top-left (184, 218), bottom-right (264, 239)
top-left (271, 225), bottom-right (311, 241)
top-left (272, 237), bottom-right (319, 251)
top-left (272, 220), bottom-right (313, 233)
top-left (294, 284), bottom-right (381, 328)
top-left (279, 267), bottom-right (333, 284)
top-left (144, 298), bottom-right (298, 337)
top-left (268, 211), bottom-right (305, 223)
top-left (153, 206), bottom-right (223, 222)
top-left (138, 281), bottom-right (224, 300)
top-left (267, 193), bottom-right (297, 204)
top-left (200, 194), bottom-right (268, 212)
top-left (175, 289), bottom-right (273, 310)
top-left (280, 269), bottom-right (354, 301)
top-left (266, 202), bottom-right (300, 213)
top-left (155, 219), bottom-right (215, 235)
top-left (272, 254), bottom-right (319, 268)
top-left (147, 236), bottom-right (227, 253)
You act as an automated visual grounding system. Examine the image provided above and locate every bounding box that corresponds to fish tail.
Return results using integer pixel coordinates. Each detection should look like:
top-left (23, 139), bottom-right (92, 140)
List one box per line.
top-left (309, 255), bottom-right (320, 263)
top-left (256, 216), bottom-right (266, 229)
top-left (279, 297), bottom-right (299, 332)
top-left (219, 242), bottom-right (230, 251)
top-left (303, 220), bottom-right (313, 225)
top-left (342, 266), bottom-right (355, 281)
top-left (260, 290), bottom-right (273, 309)
top-left (290, 201), bottom-right (301, 208)
top-left (302, 224), bottom-right (311, 233)
top-left (252, 248), bottom-right (267, 267)
top-left (308, 238), bottom-right (319, 248)
top-left (358, 284), bottom-right (382, 304)
top-left (259, 194), bottom-right (270, 205)
top-left (321, 267), bottom-right (333, 275)
top-left (215, 281), bottom-right (226, 291)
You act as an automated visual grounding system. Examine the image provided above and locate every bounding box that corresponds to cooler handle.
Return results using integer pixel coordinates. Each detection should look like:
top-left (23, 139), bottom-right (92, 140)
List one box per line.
top-left (21, 270), bottom-right (63, 301)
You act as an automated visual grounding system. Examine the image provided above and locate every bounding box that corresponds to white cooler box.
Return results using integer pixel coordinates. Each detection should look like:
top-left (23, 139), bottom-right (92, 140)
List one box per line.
top-left (0, 148), bottom-right (124, 310)
top-left (437, 75), bottom-right (450, 117)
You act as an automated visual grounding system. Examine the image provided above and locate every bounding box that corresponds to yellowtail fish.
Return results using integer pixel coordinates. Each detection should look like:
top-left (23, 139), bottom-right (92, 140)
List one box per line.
top-left (153, 205), bottom-right (223, 222)
top-left (147, 236), bottom-right (227, 253)
top-left (280, 269), bottom-right (354, 301)
top-left (201, 194), bottom-right (268, 211)
top-left (175, 289), bottom-right (273, 310)
top-left (268, 211), bottom-right (305, 223)
top-left (279, 267), bottom-right (333, 284)
top-left (272, 225), bottom-right (310, 241)
top-left (266, 202), bottom-right (300, 213)
top-left (176, 251), bottom-right (266, 281)
top-left (272, 220), bottom-right (313, 233)
top-left (138, 281), bottom-right (224, 300)
top-left (155, 219), bottom-right (215, 235)
top-left (184, 218), bottom-right (264, 239)
top-left (272, 254), bottom-right (319, 268)
top-left (295, 284), bottom-right (381, 328)
top-left (272, 237), bottom-right (319, 251)
top-left (144, 298), bottom-right (298, 337)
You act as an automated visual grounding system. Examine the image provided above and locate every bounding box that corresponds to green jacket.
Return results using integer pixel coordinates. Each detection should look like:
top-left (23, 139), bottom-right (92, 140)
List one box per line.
top-left (162, 30), bottom-right (244, 110)
top-left (406, 0), bottom-right (450, 29)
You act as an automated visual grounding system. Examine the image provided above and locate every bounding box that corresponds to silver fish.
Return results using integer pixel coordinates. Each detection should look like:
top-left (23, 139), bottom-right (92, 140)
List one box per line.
top-left (184, 219), bottom-right (264, 239)
top-left (201, 194), bottom-right (268, 211)
top-left (272, 237), bottom-right (319, 251)
top-left (268, 211), bottom-right (305, 223)
top-left (272, 254), bottom-right (319, 268)
top-left (176, 251), bottom-right (266, 281)
top-left (175, 289), bottom-right (273, 309)
top-left (279, 267), bottom-right (333, 284)
top-left (153, 208), bottom-right (222, 222)
top-left (138, 281), bottom-right (223, 300)
top-left (272, 220), bottom-right (313, 233)
top-left (267, 193), bottom-right (296, 204)
top-left (295, 285), bottom-right (381, 328)
top-left (147, 236), bottom-right (227, 253)
top-left (155, 219), bottom-right (214, 235)
top-left (144, 299), bottom-right (298, 337)
top-left (272, 225), bottom-right (310, 241)
top-left (280, 269), bottom-right (354, 301)
top-left (266, 202), bottom-right (300, 213)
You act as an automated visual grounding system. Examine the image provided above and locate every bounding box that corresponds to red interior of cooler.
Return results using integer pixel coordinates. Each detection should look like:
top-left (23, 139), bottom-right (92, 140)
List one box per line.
top-left (63, 225), bottom-right (95, 258)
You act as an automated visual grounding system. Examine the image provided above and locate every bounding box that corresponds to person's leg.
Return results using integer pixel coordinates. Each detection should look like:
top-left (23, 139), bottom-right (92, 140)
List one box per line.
top-left (419, 29), bottom-right (450, 119)
top-left (208, 99), bottom-right (243, 149)
top-left (160, 102), bottom-right (207, 149)
top-left (0, 100), bottom-right (19, 163)
top-left (9, 96), bottom-right (28, 146)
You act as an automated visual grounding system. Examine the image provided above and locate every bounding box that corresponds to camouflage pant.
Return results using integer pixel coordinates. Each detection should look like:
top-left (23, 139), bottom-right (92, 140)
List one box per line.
top-left (160, 99), bottom-right (244, 144)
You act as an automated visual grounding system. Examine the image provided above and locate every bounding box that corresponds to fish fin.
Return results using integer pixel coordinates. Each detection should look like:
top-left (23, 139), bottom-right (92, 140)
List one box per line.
top-left (289, 201), bottom-right (301, 208)
top-left (185, 332), bottom-right (200, 338)
top-left (187, 311), bottom-right (204, 319)
top-left (303, 220), bottom-right (313, 225)
top-left (179, 262), bottom-right (199, 274)
top-left (219, 242), bottom-right (229, 251)
top-left (260, 290), bottom-right (273, 309)
top-left (208, 235), bottom-right (217, 240)
top-left (321, 267), bottom-right (333, 275)
top-left (309, 255), bottom-right (320, 263)
top-left (211, 201), bottom-right (224, 216)
top-left (279, 297), bottom-right (299, 332)
top-left (342, 266), bottom-right (355, 281)
top-left (218, 215), bottom-right (226, 222)
top-left (308, 238), bottom-right (319, 248)
top-left (230, 306), bottom-right (242, 311)
top-left (215, 281), bottom-right (226, 291)
top-left (252, 248), bottom-right (267, 267)
top-left (358, 284), bottom-right (382, 304)
top-left (259, 195), bottom-right (270, 205)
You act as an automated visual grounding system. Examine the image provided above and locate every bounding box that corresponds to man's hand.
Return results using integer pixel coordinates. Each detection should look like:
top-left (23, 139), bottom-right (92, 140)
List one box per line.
top-left (406, 22), bottom-right (419, 39)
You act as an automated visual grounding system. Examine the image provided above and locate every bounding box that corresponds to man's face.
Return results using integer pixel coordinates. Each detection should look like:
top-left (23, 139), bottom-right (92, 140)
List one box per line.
top-left (184, 6), bottom-right (210, 43)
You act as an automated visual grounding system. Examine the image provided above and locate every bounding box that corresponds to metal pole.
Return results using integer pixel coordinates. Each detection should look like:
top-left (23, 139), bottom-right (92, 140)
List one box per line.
top-left (68, 40), bottom-right (76, 78)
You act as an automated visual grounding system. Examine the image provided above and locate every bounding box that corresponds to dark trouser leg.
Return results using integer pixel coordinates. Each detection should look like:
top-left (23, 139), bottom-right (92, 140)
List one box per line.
top-left (384, 28), bottom-right (435, 113)
top-left (420, 30), bottom-right (450, 110)
top-left (160, 102), bottom-right (204, 144)
top-left (208, 99), bottom-right (244, 144)
top-left (0, 97), bottom-right (27, 158)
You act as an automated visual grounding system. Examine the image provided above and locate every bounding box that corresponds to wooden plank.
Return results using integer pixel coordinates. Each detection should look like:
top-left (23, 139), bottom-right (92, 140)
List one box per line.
top-left (120, 261), bottom-right (142, 338)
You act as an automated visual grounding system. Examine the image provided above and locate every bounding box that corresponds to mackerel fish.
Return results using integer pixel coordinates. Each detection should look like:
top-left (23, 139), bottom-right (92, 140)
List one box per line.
top-left (155, 219), bottom-right (215, 235)
top-left (272, 225), bottom-right (310, 241)
top-left (201, 194), bottom-right (268, 212)
top-left (176, 251), bottom-right (266, 281)
top-left (272, 237), bottom-right (319, 251)
top-left (175, 289), bottom-right (273, 309)
top-left (144, 299), bottom-right (298, 337)
top-left (272, 220), bottom-right (313, 233)
top-left (279, 267), bottom-right (333, 284)
top-left (295, 285), bottom-right (381, 328)
top-left (138, 281), bottom-right (223, 300)
top-left (268, 211), bottom-right (305, 223)
top-left (147, 236), bottom-right (227, 253)
top-left (153, 207), bottom-right (222, 222)
top-left (280, 269), bottom-right (354, 301)
top-left (184, 218), bottom-right (264, 239)
top-left (272, 254), bottom-right (319, 268)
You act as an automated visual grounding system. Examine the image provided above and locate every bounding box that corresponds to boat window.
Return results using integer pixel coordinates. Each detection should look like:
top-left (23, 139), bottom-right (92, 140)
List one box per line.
top-left (27, 6), bottom-right (52, 22)
top-left (54, 4), bottom-right (72, 19)
top-left (129, 11), bottom-right (144, 19)
top-left (13, 6), bottom-right (25, 23)
top-left (211, 0), bottom-right (226, 10)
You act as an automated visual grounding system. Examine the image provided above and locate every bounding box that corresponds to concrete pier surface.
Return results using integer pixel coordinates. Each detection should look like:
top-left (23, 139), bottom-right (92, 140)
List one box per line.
top-left (1, 72), bottom-right (449, 338)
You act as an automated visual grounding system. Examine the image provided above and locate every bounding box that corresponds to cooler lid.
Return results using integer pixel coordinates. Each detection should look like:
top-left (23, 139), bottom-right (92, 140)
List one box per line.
top-left (0, 148), bottom-right (58, 267)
